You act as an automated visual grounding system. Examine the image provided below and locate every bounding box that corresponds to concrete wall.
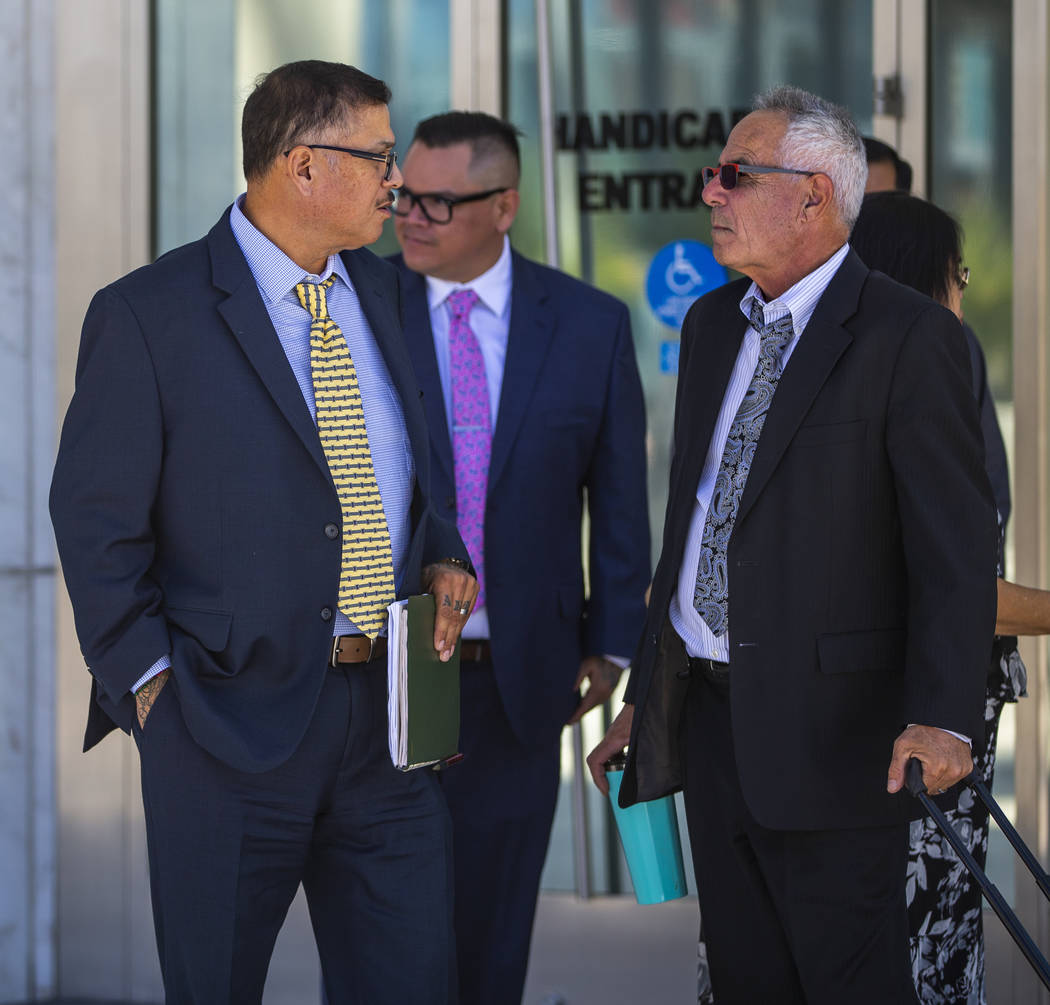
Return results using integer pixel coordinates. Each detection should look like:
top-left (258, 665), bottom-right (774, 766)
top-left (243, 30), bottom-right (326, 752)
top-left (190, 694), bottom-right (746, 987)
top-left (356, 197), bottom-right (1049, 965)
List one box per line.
top-left (0, 0), bottom-right (56, 998)
top-left (52, 1), bottom-right (159, 999)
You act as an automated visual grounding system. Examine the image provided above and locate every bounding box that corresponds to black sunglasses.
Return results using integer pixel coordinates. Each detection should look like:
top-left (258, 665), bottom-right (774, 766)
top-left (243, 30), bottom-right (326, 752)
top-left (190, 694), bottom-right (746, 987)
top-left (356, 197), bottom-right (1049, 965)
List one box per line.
top-left (392, 186), bottom-right (509, 225)
top-left (702, 163), bottom-right (816, 190)
top-left (283, 144), bottom-right (398, 181)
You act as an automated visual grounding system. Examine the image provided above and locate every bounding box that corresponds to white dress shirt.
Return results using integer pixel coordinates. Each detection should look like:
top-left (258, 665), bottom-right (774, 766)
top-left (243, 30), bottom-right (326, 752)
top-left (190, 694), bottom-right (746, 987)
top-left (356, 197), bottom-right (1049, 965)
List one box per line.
top-left (669, 243), bottom-right (851, 662)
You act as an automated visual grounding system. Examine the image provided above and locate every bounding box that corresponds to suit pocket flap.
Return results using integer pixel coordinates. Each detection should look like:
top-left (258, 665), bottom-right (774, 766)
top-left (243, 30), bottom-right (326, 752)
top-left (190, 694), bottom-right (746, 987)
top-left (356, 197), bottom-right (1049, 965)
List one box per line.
top-left (817, 629), bottom-right (904, 675)
top-left (165, 606), bottom-right (233, 652)
top-left (545, 409), bottom-right (594, 428)
top-left (793, 418), bottom-right (867, 447)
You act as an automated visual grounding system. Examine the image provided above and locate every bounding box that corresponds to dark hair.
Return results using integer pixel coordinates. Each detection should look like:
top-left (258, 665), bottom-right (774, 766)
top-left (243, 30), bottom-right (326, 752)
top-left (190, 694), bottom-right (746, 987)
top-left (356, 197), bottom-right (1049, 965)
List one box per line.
top-left (411, 111), bottom-right (522, 178)
top-left (862, 136), bottom-right (913, 192)
top-left (242, 60), bottom-right (391, 181)
top-left (850, 190), bottom-right (962, 306)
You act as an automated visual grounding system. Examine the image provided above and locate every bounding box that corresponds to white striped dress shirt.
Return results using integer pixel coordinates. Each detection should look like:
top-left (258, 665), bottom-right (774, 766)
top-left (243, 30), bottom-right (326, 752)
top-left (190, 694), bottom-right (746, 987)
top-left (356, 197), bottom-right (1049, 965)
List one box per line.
top-left (669, 243), bottom-right (850, 662)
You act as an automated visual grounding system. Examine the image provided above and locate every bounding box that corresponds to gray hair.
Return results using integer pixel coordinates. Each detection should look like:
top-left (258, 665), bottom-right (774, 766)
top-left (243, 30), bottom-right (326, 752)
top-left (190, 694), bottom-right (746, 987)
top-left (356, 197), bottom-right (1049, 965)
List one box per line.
top-left (753, 86), bottom-right (867, 228)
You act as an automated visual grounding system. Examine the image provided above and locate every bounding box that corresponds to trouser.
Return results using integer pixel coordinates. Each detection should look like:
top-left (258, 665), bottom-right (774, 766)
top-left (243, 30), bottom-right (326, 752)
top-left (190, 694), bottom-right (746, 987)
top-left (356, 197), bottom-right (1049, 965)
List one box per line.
top-left (681, 668), bottom-right (919, 1005)
top-left (439, 658), bottom-right (561, 1005)
top-left (135, 661), bottom-right (455, 1004)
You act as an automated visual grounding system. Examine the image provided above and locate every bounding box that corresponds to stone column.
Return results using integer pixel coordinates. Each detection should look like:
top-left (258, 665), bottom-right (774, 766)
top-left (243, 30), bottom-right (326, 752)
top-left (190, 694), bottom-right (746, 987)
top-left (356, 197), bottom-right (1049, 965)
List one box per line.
top-left (0, 0), bottom-right (57, 999)
top-left (52, 1), bottom-right (158, 999)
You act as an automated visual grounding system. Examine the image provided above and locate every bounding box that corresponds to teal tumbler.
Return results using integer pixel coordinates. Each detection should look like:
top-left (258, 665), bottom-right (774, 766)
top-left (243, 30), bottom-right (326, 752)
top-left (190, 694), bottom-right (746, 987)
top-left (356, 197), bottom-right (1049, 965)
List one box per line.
top-left (604, 752), bottom-right (687, 904)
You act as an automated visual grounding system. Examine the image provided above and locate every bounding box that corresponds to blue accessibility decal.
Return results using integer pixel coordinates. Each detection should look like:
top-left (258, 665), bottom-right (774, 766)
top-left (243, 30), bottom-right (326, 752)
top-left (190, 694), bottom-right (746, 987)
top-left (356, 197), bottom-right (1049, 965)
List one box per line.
top-left (659, 341), bottom-right (680, 374)
top-left (645, 240), bottom-right (727, 330)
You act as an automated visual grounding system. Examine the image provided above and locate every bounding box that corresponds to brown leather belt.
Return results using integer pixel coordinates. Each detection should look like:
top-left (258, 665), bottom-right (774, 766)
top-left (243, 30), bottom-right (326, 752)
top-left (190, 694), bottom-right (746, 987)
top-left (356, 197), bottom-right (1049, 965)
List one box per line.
top-left (459, 639), bottom-right (492, 663)
top-left (330, 635), bottom-right (387, 667)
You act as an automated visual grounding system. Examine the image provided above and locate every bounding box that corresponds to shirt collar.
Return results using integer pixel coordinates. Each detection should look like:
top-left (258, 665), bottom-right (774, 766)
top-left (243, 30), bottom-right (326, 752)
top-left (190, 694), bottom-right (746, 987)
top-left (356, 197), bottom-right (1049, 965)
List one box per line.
top-left (425, 235), bottom-right (513, 319)
top-left (738, 242), bottom-right (850, 337)
top-left (229, 194), bottom-right (351, 305)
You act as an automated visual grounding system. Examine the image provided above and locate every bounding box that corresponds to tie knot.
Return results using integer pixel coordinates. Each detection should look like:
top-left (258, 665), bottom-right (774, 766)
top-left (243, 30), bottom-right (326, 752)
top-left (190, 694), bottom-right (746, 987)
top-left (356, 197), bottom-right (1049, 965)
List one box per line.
top-left (748, 299), bottom-right (794, 357)
top-left (448, 288), bottom-right (479, 320)
top-left (295, 276), bottom-right (337, 321)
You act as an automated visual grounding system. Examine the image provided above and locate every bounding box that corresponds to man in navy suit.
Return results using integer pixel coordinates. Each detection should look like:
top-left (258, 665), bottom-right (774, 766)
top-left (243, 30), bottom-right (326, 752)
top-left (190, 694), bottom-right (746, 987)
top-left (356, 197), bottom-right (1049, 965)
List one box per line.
top-left (588, 87), bottom-right (996, 1004)
top-left (391, 112), bottom-right (650, 1005)
top-left (50, 61), bottom-right (475, 1004)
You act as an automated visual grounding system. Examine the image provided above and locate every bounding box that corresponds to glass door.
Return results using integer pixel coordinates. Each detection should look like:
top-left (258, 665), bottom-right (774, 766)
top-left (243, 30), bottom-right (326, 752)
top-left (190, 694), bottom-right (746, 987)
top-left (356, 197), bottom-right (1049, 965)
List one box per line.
top-left (506, 0), bottom-right (876, 907)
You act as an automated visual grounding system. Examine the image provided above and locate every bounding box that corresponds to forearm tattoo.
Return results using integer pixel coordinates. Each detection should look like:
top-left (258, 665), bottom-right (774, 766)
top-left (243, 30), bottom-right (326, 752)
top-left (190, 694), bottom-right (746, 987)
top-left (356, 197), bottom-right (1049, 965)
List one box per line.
top-left (136, 669), bottom-right (169, 727)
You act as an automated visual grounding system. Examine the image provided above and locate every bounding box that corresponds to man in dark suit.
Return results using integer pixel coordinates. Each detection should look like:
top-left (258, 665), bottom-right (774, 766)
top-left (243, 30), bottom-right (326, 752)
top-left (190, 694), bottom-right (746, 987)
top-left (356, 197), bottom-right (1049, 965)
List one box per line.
top-left (50, 61), bottom-right (476, 1004)
top-left (588, 86), bottom-right (997, 1004)
top-left (391, 112), bottom-right (650, 1005)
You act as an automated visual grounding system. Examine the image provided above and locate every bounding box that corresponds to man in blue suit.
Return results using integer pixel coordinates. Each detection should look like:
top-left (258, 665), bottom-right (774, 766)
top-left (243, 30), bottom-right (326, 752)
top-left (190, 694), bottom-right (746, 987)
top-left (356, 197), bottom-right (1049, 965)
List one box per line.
top-left (391, 111), bottom-right (650, 1005)
top-left (50, 61), bottom-right (476, 1004)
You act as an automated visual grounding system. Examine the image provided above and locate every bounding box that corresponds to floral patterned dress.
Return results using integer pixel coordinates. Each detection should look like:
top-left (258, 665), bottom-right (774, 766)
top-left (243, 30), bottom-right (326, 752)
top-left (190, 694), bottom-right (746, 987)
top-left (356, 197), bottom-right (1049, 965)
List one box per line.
top-left (906, 634), bottom-right (1027, 1004)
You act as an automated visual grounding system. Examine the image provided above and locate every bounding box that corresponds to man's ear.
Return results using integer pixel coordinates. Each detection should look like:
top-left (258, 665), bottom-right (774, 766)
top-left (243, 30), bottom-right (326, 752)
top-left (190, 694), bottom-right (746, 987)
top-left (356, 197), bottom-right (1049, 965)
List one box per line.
top-left (494, 188), bottom-right (521, 234)
top-left (284, 145), bottom-right (318, 195)
top-left (800, 172), bottom-right (834, 221)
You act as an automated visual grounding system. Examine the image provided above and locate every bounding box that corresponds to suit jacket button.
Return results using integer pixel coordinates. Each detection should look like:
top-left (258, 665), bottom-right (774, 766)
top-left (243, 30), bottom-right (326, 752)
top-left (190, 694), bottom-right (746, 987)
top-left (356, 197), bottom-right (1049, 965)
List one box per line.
top-left (324, 523), bottom-right (339, 539)
top-left (320, 607), bottom-right (333, 622)
top-left (649, 633), bottom-right (658, 645)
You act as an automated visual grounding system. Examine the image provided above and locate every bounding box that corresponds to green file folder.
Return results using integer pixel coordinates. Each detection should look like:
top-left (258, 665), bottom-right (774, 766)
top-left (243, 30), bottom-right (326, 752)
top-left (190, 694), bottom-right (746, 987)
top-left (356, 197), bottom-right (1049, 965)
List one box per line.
top-left (386, 594), bottom-right (461, 770)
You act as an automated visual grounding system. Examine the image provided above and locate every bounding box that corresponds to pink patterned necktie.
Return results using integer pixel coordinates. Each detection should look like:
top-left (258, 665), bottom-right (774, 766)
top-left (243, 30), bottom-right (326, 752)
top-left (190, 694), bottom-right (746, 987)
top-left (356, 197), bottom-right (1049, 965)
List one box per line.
top-left (448, 289), bottom-right (489, 606)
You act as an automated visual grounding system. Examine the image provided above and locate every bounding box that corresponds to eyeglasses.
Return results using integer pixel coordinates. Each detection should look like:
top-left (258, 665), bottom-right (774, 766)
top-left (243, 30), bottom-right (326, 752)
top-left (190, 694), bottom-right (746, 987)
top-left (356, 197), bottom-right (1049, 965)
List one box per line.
top-left (956, 265), bottom-right (971, 290)
top-left (392, 186), bottom-right (509, 225)
top-left (283, 144), bottom-right (399, 181)
top-left (701, 163), bottom-right (816, 190)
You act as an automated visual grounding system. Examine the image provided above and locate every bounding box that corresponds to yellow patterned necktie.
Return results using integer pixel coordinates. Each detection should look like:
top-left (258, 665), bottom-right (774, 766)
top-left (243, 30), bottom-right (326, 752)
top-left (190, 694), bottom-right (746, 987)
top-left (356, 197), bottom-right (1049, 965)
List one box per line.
top-left (295, 276), bottom-right (395, 638)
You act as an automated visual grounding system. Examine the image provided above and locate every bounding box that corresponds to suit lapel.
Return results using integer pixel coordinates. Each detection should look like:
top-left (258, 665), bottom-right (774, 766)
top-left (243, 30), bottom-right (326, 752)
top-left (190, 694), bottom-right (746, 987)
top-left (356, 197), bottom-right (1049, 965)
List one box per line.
top-left (735, 251), bottom-right (865, 526)
top-left (488, 253), bottom-right (556, 489)
top-left (342, 249), bottom-right (431, 468)
top-left (674, 311), bottom-right (748, 510)
top-left (665, 305), bottom-right (748, 570)
top-left (397, 263), bottom-right (454, 484)
top-left (209, 215), bottom-right (331, 481)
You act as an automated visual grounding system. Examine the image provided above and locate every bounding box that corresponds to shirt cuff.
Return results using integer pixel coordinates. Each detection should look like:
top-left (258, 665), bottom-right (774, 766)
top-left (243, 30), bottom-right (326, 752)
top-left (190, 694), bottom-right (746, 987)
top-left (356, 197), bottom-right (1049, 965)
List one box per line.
top-left (132, 655), bottom-right (171, 695)
top-left (603, 655), bottom-right (630, 670)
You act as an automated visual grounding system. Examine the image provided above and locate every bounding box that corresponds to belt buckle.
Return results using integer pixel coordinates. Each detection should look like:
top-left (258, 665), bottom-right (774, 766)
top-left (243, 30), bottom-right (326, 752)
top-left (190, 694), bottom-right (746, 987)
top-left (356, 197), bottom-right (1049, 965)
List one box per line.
top-left (330, 635), bottom-right (376, 666)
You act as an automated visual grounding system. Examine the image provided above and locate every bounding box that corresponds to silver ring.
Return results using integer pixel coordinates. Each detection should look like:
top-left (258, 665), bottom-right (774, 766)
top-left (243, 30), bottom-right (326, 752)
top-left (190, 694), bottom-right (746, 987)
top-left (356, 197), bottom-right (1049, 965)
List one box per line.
top-left (455, 604), bottom-right (470, 615)
top-left (935, 787), bottom-right (946, 795)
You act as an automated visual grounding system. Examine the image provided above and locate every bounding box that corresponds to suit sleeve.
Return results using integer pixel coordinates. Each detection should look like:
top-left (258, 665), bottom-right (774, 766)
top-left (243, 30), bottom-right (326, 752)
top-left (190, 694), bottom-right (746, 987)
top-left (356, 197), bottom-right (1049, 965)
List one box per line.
top-left (584, 302), bottom-right (651, 660)
top-left (886, 304), bottom-right (998, 742)
top-left (50, 287), bottom-right (171, 703)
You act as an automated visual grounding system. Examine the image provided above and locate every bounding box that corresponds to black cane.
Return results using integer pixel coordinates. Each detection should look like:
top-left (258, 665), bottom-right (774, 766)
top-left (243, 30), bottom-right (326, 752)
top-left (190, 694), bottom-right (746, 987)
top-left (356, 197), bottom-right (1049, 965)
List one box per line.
top-left (966, 772), bottom-right (1050, 901)
top-left (905, 757), bottom-right (1050, 991)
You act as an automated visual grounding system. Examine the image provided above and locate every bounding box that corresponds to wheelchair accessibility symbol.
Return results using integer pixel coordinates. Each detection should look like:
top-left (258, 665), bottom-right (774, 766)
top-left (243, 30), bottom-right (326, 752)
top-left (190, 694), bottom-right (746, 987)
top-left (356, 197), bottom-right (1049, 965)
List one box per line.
top-left (645, 239), bottom-right (727, 331)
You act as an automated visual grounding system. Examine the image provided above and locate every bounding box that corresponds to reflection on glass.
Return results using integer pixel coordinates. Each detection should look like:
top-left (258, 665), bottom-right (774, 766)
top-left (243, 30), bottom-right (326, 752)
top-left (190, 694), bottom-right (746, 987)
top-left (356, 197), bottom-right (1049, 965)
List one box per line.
top-left (930, 0), bottom-right (1016, 906)
top-left (930, 0), bottom-right (1011, 403)
top-left (154, 0), bottom-right (449, 257)
top-left (510, 0), bottom-right (873, 893)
